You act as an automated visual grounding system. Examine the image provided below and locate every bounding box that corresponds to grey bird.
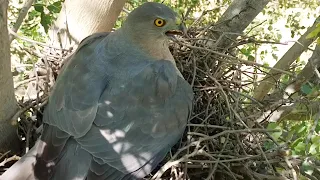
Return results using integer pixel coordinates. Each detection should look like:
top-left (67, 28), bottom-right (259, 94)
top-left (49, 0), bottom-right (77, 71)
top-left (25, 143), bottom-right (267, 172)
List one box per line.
top-left (0, 2), bottom-right (193, 180)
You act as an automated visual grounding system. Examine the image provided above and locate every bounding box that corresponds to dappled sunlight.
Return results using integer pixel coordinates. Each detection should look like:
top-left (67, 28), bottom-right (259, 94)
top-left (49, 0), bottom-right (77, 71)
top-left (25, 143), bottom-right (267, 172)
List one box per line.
top-left (99, 129), bottom-right (126, 144)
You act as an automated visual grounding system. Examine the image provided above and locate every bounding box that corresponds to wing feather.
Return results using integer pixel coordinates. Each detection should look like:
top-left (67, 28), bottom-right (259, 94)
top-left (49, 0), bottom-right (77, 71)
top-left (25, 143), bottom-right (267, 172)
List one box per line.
top-left (76, 60), bottom-right (193, 178)
top-left (44, 33), bottom-right (110, 138)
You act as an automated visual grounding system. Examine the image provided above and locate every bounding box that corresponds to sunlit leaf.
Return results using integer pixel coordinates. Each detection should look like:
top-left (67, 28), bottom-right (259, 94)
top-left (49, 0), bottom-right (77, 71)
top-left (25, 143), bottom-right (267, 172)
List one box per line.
top-left (311, 135), bottom-right (320, 144)
top-left (267, 123), bottom-right (282, 140)
top-left (295, 123), bottom-right (307, 135)
top-left (294, 142), bottom-right (306, 153)
top-left (309, 143), bottom-right (318, 155)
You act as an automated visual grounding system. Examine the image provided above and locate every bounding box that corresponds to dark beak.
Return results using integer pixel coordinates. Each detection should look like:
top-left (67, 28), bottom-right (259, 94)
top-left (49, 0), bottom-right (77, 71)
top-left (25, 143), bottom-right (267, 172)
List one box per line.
top-left (178, 23), bottom-right (187, 36)
top-left (165, 23), bottom-right (187, 37)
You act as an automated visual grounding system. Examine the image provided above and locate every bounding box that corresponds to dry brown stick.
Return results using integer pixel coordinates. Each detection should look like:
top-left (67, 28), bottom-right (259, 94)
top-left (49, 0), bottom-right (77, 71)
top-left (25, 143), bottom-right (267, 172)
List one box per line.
top-left (0, 151), bottom-right (10, 162)
top-left (196, 67), bottom-right (232, 117)
top-left (187, 123), bottom-right (229, 129)
top-left (191, 52), bottom-right (197, 87)
top-left (177, 41), bottom-right (294, 76)
top-left (14, 76), bottom-right (46, 89)
top-left (284, 157), bottom-right (297, 180)
top-left (199, 86), bottom-right (263, 106)
top-left (185, 155), bottom-right (262, 164)
top-left (251, 171), bottom-right (288, 180)
top-left (255, 137), bottom-right (276, 175)
top-left (229, 106), bottom-right (249, 129)
top-left (0, 155), bottom-right (20, 167)
top-left (10, 96), bottom-right (48, 125)
top-left (154, 150), bottom-right (258, 180)
top-left (25, 122), bottom-right (31, 153)
top-left (196, 67), bottom-right (249, 156)
top-left (177, 129), bottom-right (280, 160)
top-left (205, 133), bottom-right (231, 180)
top-left (153, 129), bottom-right (280, 179)
top-left (9, 29), bottom-right (71, 51)
top-left (151, 148), bottom-right (202, 180)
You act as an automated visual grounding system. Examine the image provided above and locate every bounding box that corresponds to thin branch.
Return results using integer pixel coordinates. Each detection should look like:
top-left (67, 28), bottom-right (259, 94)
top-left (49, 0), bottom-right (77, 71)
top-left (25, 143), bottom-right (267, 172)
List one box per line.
top-left (253, 15), bottom-right (320, 101)
top-left (9, 0), bottom-right (35, 43)
top-left (9, 29), bottom-right (71, 51)
top-left (176, 40), bottom-right (295, 77)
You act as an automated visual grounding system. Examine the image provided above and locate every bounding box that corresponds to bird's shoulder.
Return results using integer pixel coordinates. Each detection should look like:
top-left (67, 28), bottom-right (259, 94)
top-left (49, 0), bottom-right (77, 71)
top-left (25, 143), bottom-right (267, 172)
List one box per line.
top-left (78, 32), bottom-right (110, 52)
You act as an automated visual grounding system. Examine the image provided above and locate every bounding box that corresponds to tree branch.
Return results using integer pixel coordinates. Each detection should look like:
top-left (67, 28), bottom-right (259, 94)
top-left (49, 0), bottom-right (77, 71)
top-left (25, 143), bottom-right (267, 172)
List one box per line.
top-left (264, 43), bottom-right (320, 101)
top-left (253, 16), bottom-right (320, 101)
top-left (285, 44), bottom-right (320, 94)
top-left (210, 0), bottom-right (270, 49)
top-left (9, 0), bottom-right (35, 43)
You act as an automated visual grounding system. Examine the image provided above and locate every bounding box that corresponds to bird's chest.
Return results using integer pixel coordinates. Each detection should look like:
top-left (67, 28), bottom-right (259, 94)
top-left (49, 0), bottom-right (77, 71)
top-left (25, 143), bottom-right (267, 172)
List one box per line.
top-left (104, 60), bottom-right (178, 104)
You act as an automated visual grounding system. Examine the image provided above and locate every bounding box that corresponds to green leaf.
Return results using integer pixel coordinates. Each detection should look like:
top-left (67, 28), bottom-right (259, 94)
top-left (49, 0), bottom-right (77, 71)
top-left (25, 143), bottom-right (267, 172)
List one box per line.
top-left (301, 84), bottom-right (313, 95)
top-left (286, 129), bottom-right (294, 141)
top-left (267, 122), bottom-right (278, 129)
top-left (291, 136), bottom-right (301, 145)
top-left (309, 143), bottom-right (318, 155)
top-left (47, 1), bottom-right (62, 13)
top-left (277, 33), bottom-right (282, 40)
top-left (311, 135), bottom-right (320, 144)
top-left (267, 123), bottom-right (282, 140)
top-left (34, 4), bottom-right (44, 12)
top-left (294, 142), bottom-right (306, 152)
top-left (301, 160), bottom-right (314, 175)
top-left (272, 53), bottom-right (278, 60)
top-left (248, 55), bottom-right (255, 61)
top-left (40, 12), bottom-right (51, 33)
top-left (295, 122), bottom-right (307, 135)
top-left (240, 48), bottom-right (249, 57)
top-left (316, 123), bottom-right (320, 134)
top-left (263, 140), bottom-right (276, 150)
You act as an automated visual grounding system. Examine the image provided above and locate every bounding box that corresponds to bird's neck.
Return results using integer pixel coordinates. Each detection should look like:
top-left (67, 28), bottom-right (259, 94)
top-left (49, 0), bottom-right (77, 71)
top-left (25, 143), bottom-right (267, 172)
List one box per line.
top-left (116, 28), bottom-right (176, 64)
top-left (140, 39), bottom-right (175, 62)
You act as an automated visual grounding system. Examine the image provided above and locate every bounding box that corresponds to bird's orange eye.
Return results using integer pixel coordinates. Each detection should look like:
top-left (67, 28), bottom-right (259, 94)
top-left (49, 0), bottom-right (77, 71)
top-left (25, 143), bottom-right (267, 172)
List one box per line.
top-left (154, 18), bottom-right (166, 27)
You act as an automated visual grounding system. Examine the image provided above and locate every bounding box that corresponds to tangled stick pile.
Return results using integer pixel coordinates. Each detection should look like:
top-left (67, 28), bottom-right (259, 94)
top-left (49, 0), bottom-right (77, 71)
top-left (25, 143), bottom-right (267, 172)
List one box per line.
top-left (150, 28), bottom-right (300, 179)
top-left (1, 26), bottom-right (302, 180)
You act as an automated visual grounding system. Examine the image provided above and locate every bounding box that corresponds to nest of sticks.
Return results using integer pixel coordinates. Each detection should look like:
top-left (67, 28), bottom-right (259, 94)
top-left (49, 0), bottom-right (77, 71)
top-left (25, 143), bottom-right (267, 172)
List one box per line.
top-left (150, 27), bottom-right (300, 179)
top-left (1, 26), bottom-right (301, 180)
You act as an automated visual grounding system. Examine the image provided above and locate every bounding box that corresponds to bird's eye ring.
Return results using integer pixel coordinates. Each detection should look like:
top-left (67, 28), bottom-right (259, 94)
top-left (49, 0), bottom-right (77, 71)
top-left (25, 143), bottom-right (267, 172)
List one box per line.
top-left (154, 18), bottom-right (166, 27)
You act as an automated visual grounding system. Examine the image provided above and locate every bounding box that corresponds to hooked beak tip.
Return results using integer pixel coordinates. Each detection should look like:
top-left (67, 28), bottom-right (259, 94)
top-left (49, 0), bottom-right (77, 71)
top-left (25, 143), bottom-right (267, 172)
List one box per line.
top-left (179, 23), bottom-right (188, 36)
top-left (165, 23), bottom-right (187, 37)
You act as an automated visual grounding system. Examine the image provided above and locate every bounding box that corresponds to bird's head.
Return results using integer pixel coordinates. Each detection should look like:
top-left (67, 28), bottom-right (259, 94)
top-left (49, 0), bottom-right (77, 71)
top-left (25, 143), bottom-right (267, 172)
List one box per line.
top-left (121, 2), bottom-right (185, 43)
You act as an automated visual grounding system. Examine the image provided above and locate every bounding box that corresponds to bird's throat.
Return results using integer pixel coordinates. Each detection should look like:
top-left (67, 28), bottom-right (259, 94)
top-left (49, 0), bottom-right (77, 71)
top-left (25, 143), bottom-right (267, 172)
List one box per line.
top-left (117, 28), bottom-right (175, 62)
top-left (141, 40), bottom-right (175, 62)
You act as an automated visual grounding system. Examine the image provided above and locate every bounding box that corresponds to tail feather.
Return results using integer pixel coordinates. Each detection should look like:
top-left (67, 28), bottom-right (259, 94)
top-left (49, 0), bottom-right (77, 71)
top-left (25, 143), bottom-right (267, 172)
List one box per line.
top-left (49, 139), bottom-right (92, 180)
top-left (1, 135), bottom-right (92, 180)
top-left (0, 143), bottom-right (38, 180)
